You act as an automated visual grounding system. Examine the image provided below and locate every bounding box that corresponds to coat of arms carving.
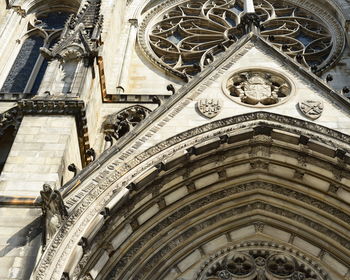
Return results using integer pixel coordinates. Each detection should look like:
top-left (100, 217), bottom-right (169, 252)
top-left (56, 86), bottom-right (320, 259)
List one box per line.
top-left (225, 70), bottom-right (291, 106)
top-left (196, 98), bottom-right (222, 118)
top-left (299, 100), bottom-right (324, 120)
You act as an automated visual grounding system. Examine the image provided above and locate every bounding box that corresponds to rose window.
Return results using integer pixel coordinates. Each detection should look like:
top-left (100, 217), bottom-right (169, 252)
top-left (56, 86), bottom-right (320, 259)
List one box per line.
top-left (140, 0), bottom-right (344, 80)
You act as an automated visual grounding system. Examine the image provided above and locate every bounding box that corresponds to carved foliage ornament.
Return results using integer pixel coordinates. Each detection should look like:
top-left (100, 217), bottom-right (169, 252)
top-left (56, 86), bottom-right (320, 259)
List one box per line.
top-left (224, 69), bottom-right (292, 106)
top-left (141, 0), bottom-right (343, 79)
top-left (197, 242), bottom-right (328, 280)
top-left (103, 106), bottom-right (152, 140)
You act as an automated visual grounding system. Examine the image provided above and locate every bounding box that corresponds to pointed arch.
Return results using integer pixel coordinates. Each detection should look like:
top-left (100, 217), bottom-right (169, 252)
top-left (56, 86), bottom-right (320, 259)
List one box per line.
top-left (0, 2), bottom-right (79, 95)
top-left (32, 112), bottom-right (350, 279)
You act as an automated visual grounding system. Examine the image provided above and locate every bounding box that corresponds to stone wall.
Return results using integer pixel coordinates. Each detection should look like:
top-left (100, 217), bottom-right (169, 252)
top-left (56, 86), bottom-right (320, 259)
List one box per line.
top-left (0, 207), bottom-right (41, 280)
top-left (0, 115), bottom-right (80, 196)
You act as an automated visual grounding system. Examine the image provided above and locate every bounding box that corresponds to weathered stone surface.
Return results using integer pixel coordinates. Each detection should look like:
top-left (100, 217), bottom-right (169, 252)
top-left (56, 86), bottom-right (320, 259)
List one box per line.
top-left (1, 0), bottom-right (350, 279)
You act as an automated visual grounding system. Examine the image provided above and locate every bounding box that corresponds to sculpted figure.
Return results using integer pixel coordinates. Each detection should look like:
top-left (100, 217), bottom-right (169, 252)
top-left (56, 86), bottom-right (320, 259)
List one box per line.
top-left (40, 183), bottom-right (68, 249)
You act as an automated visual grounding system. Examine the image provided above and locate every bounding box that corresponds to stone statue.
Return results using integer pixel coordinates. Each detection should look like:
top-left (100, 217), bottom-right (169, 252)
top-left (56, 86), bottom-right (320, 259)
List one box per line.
top-left (40, 183), bottom-right (68, 250)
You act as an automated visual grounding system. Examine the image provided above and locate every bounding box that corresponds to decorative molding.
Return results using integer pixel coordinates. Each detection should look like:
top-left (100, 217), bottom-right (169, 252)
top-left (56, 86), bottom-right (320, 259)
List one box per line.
top-left (107, 191), bottom-right (350, 279)
top-left (17, 99), bottom-right (91, 166)
top-left (33, 112), bottom-right (350, 280)
top-left (138, 0), bottom-right (344, 79)
top-left (196, 241), bottom-right (329, 280)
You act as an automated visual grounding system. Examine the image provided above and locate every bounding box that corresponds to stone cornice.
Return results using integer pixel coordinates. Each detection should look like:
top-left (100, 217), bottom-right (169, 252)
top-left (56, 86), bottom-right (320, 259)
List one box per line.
top-left (0, 99), bottom-right (90, 167)
top-left (18, 98), bottom-right (91, 166)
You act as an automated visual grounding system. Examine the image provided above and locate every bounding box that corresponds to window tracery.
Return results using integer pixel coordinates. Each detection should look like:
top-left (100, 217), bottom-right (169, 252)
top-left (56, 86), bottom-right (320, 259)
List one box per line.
top-left (140, 0), bottom-right (344, 80)
top-left (103, 106), bottom-right (151, 141)
top-left (196, 241), bottom-right (329, 280)
top-left (1, 11), bottom-right (72, 94)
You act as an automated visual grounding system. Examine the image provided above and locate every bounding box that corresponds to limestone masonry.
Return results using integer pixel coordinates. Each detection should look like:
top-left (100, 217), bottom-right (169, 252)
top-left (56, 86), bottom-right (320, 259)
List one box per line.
top-left (0, 0), bottom-right (350, 279)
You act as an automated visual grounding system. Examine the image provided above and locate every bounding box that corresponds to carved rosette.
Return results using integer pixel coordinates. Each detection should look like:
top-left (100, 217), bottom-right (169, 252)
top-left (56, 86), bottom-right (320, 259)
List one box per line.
top-left (223, 69), bottom-right (292, 107)
top-left (196, 241), bottom-right (329, 280)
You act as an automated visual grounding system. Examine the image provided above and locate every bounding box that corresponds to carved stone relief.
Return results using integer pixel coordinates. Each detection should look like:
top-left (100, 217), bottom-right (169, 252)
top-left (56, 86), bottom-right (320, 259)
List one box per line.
top-left (299, 100), bottom-right (324, 120)
top-left (40, 183), bottom-right (68, 250)
top-left (224, 70), bottom-right (292, 106)
top-left (41, 1), bottom-right (103, 65)
top-left (196, 98), bottom-right (222, 118)
top-left (103, 106), bottom-right (152, 141)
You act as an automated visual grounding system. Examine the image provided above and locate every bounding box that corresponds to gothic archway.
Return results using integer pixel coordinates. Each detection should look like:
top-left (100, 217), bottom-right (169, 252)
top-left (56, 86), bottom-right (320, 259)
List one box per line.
top-left (32, 112), bottom-right (350, 280)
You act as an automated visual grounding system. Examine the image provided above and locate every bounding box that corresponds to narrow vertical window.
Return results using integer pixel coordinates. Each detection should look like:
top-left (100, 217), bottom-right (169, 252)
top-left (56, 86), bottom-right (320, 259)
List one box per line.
top-left (1, 36), bottom-right (43, 92)
top-left (62, 61), bottom-right (78, 93)
top-left (1, 11), bottom-right (72, 94)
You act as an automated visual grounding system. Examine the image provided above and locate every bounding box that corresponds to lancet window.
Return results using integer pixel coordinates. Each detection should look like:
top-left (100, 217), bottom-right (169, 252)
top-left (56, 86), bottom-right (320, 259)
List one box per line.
top-left (1, 11), bottom-right (72, 94)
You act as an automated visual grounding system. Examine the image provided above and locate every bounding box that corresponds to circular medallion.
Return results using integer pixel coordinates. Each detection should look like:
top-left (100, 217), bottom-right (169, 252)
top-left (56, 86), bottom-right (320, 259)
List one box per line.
top-left (222, 69), bottom-right (293, 107)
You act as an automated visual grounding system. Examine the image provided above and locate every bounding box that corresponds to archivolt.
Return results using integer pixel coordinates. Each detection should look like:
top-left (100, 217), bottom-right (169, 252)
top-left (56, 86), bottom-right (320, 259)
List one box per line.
top-left (33, 113), bottom-right (350, 280)
top-left (76, 129), bottom-right (349, 279)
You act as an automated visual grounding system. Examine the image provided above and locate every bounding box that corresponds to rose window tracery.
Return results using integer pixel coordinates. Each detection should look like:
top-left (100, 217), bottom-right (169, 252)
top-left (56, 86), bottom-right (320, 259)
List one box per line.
top-left (196, 241), bottom-right (329, 280)
top-left (141, 0), bottom-right (343, 80)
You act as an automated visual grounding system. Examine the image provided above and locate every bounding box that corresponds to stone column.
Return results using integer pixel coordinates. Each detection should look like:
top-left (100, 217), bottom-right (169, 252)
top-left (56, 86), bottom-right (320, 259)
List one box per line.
top-left (116, 18), bottom-right (138, 94)
top-left (37, 60), bottom-right (60, 96)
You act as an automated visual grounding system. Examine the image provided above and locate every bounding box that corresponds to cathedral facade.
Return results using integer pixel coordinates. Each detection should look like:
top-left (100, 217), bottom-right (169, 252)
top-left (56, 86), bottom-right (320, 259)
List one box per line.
top-left (0, 0), bottom-right (350, 279)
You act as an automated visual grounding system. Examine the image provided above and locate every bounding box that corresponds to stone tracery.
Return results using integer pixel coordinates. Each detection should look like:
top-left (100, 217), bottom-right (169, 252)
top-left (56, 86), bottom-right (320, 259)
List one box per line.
top-left (103, 106), bottom-right (152, 140)
top-left (197, 242), bottom-right (328, 280)
top-left (142, 0), bottom-right (343, 79)
top-left (0, 11), bottom-right (72, 94)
